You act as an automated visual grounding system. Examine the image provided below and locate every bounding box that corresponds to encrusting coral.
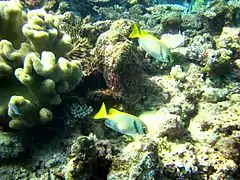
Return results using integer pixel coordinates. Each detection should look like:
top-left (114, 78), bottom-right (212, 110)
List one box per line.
top-left (94, 19), bottom-right (147, 107)
top-left (0, 0), bottom-right (82, 129)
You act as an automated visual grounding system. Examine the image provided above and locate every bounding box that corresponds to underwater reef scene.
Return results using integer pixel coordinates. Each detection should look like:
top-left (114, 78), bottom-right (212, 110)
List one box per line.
top-left (1, 0), bottom-right (240, 179)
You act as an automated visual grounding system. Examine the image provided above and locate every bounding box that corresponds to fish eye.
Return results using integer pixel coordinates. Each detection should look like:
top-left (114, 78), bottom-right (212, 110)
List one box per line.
top-left (167, 54), bottom-right (171, 62)
top-left (143, 124), bottom-right (148, 134)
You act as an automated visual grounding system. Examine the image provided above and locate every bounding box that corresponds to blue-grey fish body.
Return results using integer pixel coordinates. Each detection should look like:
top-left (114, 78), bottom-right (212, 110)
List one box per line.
top-left (94, 103), bottom-right (147, 137)
top-left (104, 113), bottom-right (147, 137)
top-left (8, 103), bottom-right (22, 116)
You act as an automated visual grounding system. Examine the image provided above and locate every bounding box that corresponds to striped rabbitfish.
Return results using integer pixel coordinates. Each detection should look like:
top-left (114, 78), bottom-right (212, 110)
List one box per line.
top-left (129, 23), bottom-right (172, 63)
top-left (93, 102), bottom-right (147, 137)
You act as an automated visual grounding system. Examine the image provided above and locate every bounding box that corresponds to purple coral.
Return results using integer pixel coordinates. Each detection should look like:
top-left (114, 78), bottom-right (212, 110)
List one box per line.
top-left (105, 71), bottom-right (121, 91)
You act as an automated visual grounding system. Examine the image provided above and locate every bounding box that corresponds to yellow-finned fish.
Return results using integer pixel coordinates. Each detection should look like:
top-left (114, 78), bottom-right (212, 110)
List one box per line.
top-left (129, 23), bottom-right (172, 63)
top-left (93, 103), bottom-right (147, 137)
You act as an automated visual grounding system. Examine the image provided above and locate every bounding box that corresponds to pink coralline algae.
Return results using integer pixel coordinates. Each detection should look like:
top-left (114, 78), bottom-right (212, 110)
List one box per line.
top-left (105, 71), bottom-right (121, 91)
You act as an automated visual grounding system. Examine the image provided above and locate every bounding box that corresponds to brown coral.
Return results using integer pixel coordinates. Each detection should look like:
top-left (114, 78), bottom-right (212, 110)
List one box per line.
top-left (23, 0), bottom-right (42, 7)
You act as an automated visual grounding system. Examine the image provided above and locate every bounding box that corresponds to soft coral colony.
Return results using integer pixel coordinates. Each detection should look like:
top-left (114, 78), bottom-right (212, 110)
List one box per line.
top-left (0, 0), bottom-right (82, 129)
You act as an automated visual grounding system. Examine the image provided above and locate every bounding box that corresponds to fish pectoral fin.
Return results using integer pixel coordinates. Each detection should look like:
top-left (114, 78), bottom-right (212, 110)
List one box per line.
top-left (105, 120), bottom-right (125, 134)
top-left (117, 121), bottom-right (130, 131)
top-left (116, 124), bottom-right (129, 134)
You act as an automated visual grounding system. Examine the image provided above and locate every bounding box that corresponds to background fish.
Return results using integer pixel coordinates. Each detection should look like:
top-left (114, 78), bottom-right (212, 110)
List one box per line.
top-left (129, 23), bottom-right (172, 63)
top-left (161, 32), bottom-right (185, 49)
top-left (8, 103), bottom-right (22, 116)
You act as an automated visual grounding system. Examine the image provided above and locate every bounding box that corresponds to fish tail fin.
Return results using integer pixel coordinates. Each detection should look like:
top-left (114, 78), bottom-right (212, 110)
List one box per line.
top-left (93, 102), bottom-right (107, 120)
top-left (129, 23), bottom-right (141, 38)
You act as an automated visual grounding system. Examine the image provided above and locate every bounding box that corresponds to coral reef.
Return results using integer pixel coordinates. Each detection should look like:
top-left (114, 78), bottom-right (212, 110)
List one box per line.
top-left (140, 111), bottom-right (184, 139)
top-left (65, 102), bottom-right (93, 120)
top-left (108, 136), bottom-right (160, 179)
top-left (58, 97), bottom-right (94, 130)
top-left (22, 0), bottom-right (43, 8)
top-left (64, 134), bottom-right (120, 180)
top-left (186, 26), bottom-right (240, 76)
top-left (94, 19), bottom-right (146, 105)
top-left (64, 134), bottom-right (98, 180)
top-left (206, 27), bottom-right (240, 75)
top-left (0, 0), bottom-right (240, 179)
top-left (0, 0), bottom-right (82, 129)
top-left (0, 132), bottom-right (24, 161)
top-left (187, 100), bottom-right (240, 178)
top-left (0, 130), bottom-right (71, 179)
top-left (59, 12), bottom-right (112, 76)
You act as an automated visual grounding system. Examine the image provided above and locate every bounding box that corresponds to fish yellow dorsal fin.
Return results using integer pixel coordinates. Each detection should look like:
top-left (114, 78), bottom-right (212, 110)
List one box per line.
top-left (108, 108), bottom-right (122, 115)
top-left (129, 23), bottom-right (141, 38)
top-left (94, 102), bottom-right (107, 120)
top-left (139, 29), bottom-right (151, 36)
top-left (109, 108), bottom-right (139, 119)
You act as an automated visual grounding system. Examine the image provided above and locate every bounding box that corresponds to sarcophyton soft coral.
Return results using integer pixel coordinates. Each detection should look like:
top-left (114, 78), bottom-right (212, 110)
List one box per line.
top-left (0, 0), bottom-right (82, 129)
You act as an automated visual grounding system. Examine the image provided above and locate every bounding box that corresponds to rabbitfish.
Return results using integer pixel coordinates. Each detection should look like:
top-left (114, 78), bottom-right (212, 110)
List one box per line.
top-left (129, 23), bottom-right (172, 63)
top-left (93, 102), bottom-right (147, 137)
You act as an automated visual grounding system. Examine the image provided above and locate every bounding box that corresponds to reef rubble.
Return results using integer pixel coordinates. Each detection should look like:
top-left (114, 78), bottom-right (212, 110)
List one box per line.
top-left (0, 0), bottom-right (240, 179)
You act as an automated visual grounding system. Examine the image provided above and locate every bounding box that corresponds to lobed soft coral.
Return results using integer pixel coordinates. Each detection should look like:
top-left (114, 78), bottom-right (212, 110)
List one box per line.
top-left (0, 0), bottom-right (82, 129)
